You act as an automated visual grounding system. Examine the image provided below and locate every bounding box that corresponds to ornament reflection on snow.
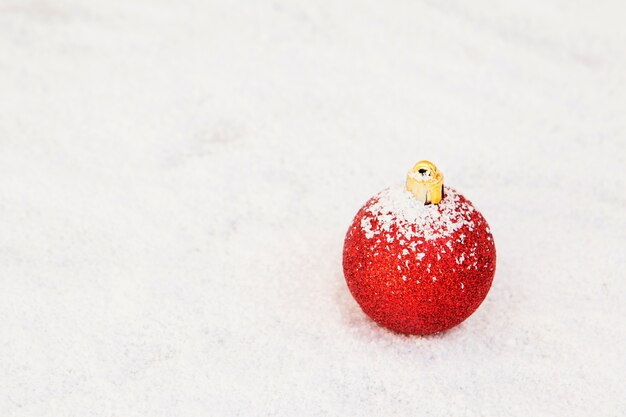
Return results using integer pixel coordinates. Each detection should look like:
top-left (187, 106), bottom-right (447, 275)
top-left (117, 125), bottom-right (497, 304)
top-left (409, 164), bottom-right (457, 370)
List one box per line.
top-left (343, 161), bottom-right (496, 335)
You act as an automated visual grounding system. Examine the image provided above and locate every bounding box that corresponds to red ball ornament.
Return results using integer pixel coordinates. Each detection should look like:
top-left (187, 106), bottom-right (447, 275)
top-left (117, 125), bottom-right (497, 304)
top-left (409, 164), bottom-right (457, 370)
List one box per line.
top-left (343, 161), bottom-right (496, 335)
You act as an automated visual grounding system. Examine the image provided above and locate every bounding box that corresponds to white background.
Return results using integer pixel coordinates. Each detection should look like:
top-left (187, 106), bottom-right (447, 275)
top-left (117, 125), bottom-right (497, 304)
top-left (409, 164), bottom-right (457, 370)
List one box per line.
top-left (1, 0), bottom-right (625, 415)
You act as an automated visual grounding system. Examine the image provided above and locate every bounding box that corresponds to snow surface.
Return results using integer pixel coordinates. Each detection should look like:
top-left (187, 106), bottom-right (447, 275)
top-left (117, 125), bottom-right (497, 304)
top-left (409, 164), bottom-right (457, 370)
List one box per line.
top-left (1, 0), bottom-right (625, 416)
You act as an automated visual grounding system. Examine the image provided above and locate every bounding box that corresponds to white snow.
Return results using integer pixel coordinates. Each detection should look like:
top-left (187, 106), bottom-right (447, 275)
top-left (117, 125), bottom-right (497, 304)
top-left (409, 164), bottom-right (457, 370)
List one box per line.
top-left (361, 185), bottom-right (475, 241)
top-left (1, 1), bottom-right (625, 416)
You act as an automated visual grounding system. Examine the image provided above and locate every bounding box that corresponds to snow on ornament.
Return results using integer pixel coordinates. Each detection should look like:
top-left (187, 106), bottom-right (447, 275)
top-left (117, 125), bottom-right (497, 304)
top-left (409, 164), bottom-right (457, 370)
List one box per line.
top-left (343, 160), bottom-right (496, 335)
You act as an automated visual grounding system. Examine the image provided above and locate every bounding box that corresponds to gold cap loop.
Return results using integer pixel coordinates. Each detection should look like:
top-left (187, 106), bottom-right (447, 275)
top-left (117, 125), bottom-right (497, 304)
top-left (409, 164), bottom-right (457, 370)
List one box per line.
top-left (406, 160), bottom-right (444, 204)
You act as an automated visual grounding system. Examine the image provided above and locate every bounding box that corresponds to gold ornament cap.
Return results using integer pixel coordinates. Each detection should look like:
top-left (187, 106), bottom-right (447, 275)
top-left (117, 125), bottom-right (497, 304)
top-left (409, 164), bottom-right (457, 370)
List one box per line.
top-left (406, 160), bottom-right (444, 205)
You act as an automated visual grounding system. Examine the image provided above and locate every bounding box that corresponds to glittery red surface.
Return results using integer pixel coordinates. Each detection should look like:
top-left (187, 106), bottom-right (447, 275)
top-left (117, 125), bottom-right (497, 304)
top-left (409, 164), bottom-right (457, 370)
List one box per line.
top-left (343, 188), bottom-right (496, 335)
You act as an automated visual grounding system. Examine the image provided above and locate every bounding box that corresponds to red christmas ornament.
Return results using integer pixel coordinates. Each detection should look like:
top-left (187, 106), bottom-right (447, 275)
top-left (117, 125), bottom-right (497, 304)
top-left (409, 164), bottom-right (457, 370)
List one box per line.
top-left (343, 161), bottom-right (496, 335)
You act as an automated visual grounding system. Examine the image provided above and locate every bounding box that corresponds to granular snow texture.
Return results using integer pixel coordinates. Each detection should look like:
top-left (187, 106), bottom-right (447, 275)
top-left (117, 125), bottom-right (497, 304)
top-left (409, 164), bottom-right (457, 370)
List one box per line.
top-left (0, 0), bottom-right (624, 416)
